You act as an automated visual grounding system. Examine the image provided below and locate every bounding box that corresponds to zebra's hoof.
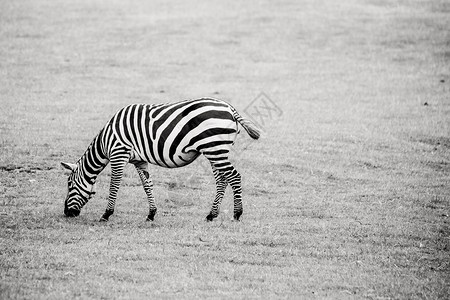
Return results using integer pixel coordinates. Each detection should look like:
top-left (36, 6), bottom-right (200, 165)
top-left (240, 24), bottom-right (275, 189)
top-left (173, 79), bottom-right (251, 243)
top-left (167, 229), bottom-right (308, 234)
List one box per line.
top-left (147, 210), bottom-right (156, 221)
top-left (233, 212), bottom-right (242, 221)
top-left (206, 214), bottom-right (216, 222)
top-left (100, 209), bottom-right (114, 222)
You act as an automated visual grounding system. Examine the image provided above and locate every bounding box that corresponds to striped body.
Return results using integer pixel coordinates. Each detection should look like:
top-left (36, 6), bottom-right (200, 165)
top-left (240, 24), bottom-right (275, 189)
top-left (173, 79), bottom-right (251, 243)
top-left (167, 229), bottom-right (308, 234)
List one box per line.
top-left (112, 99), bottom-right (237, 168)
top-left (61, 98), bottom-right (260, 222)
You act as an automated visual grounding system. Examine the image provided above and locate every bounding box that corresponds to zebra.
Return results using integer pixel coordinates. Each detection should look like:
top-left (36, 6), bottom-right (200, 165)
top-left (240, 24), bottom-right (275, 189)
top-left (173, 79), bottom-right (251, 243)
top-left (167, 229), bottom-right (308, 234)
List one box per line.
top-left (61, 97), bottom-right (260, 222)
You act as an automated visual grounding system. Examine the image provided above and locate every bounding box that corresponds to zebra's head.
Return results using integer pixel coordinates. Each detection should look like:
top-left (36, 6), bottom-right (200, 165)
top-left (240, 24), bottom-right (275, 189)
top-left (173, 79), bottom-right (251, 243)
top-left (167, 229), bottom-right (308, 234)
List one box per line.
top-left (61, 162), bottom-right (95, 217)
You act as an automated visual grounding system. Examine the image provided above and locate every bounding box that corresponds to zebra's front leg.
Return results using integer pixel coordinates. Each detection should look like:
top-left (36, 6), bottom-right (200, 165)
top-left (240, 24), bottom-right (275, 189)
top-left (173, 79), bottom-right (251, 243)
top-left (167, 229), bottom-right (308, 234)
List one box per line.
top-left (99, 155), bottom-right (128, 222)
top-left (206, 167), bottom-right (228, 221)
top-left (133, 161), bottom-right (157, 221)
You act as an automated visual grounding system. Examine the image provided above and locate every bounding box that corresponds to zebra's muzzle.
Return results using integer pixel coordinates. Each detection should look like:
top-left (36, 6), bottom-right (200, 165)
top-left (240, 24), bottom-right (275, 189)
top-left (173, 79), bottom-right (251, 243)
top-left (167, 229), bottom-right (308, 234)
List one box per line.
top-left (64, 207), bottom-right (80, 217)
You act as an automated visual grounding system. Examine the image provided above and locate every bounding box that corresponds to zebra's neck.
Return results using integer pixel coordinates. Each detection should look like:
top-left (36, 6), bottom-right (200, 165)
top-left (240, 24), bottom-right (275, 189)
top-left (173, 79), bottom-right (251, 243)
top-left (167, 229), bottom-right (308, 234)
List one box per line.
top-left (75, 127), bottom-right (109, 189)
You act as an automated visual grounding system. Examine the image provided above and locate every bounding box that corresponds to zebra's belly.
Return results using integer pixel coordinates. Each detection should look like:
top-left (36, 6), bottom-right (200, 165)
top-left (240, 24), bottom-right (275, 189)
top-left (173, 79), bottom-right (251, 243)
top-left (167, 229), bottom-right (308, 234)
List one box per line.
top-left (172, 151), bottom-right (201, 167)
top-left (130, 147), bottom-right (200, 168)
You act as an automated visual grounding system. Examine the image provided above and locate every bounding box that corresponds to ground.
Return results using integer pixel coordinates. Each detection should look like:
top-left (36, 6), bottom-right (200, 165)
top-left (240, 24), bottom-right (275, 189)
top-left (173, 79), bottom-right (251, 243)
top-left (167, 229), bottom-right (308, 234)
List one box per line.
top-left (0, 0), bottom-right (449, 299)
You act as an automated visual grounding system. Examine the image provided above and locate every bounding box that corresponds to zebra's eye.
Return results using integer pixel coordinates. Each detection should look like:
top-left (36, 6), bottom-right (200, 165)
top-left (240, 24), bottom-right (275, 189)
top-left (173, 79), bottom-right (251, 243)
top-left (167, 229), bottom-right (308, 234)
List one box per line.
top-left (67, 178), bottom-right (73, 189)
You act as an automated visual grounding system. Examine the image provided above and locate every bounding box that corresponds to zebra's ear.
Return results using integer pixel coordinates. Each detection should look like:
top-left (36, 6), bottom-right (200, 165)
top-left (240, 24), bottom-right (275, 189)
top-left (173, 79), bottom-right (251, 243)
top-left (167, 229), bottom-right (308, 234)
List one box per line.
top-left (61, 162), bottom-right (77, 172)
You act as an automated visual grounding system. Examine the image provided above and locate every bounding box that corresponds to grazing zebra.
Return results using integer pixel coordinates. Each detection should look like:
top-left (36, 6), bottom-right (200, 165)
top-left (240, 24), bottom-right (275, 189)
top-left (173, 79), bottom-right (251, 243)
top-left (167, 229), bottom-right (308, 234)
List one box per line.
top-left (61, 98), bottom-right (260, 222)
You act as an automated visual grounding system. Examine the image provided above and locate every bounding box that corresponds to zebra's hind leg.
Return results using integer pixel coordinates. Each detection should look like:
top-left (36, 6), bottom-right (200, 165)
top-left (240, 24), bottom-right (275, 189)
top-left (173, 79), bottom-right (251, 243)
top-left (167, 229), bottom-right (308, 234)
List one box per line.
top-left (205, 154), bottom-right (243, 221)
top-left (133, 161), bottom-right (157, 221)
top-left (206, 164), bottom-right (228, 221)
top-left (224, 167), bottom-right (243, 221)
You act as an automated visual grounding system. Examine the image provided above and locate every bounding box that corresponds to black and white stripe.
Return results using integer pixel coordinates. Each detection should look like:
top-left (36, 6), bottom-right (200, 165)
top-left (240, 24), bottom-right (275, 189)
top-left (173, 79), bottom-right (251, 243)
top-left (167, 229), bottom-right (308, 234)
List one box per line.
top-left (61, 97), bottom-right (260, 222)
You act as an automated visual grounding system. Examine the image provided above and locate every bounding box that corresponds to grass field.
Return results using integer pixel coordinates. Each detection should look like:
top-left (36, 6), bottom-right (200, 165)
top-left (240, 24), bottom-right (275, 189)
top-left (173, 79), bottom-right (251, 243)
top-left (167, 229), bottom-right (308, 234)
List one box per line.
top-left (1, 0), bottom-right (449, 299)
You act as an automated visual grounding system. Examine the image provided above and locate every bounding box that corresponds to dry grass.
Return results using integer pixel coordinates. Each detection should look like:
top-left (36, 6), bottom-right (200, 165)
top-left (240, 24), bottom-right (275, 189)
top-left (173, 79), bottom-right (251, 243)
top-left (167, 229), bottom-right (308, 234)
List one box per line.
top-left (1, 0), bottom-right (449, 299)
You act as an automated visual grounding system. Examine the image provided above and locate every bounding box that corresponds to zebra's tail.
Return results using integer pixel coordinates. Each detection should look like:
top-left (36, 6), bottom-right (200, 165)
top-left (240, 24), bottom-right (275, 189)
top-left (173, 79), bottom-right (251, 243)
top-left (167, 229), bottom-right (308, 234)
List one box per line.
top-left (231, 107), bottom-right (261, 140)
